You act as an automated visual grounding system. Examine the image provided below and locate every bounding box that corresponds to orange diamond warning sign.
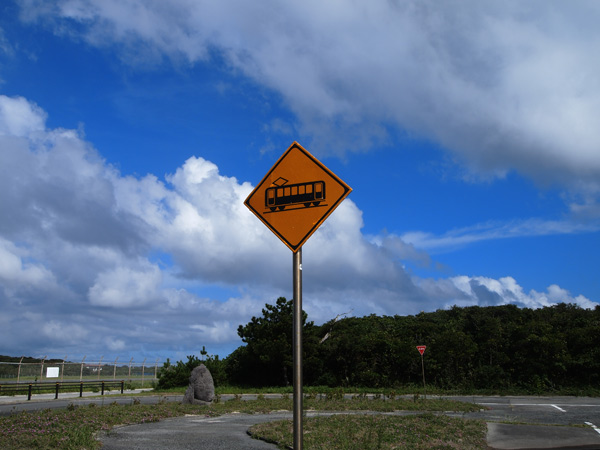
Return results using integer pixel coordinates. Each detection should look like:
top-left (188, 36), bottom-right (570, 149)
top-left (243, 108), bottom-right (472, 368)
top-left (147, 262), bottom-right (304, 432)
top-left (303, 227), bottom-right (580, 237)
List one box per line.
top-left (244, 142), bottom-right (352, 252)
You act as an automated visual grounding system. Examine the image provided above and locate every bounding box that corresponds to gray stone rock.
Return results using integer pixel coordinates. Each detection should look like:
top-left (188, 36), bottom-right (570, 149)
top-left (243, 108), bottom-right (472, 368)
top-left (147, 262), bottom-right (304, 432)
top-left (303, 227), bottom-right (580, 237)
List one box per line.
top-left (182, 364), bottom-right (215, 405)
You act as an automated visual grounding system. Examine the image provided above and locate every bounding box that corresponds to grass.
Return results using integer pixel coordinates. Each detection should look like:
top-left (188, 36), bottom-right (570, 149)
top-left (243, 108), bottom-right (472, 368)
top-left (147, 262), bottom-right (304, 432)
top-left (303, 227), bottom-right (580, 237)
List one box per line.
top-left (249, 413), bottom-right (488, 449)
top-left (0, 400), bottom-right (200, 450)
top-left (152, 384), bottom-right (600, 398)
top-left (0, 396), bottom-right (484, 449)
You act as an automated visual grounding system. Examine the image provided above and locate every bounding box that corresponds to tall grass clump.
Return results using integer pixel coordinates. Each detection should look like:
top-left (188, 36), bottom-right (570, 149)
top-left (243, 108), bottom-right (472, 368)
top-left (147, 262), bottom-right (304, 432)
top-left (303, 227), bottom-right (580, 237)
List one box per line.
top-left (249, 413), bottom-right (488, 449)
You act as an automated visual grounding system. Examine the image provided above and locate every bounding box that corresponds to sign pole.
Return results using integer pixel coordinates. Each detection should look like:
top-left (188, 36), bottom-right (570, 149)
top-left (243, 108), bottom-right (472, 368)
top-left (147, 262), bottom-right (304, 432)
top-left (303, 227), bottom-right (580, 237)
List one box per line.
top-left (244, 142), bottom-right (351, 450)
top-left (416, 346), bottom-right (427, 399)
top-left (421, 353), bottom-right (426, 399)
top-left (293, 248), bottom-right (303, 450)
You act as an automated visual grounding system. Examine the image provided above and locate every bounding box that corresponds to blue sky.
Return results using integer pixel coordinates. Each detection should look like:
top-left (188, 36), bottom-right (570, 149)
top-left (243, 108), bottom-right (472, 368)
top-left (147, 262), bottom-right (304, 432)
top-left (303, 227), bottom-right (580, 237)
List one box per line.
top-left (1, 0), bottom-right (599, 363)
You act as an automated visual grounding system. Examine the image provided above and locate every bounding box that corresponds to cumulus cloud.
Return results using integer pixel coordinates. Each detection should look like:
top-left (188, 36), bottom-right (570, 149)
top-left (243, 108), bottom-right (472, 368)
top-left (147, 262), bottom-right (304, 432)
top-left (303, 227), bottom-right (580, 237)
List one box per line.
top-left (88, 263), bottom-right (163, 308)
top-left (19, 0), bottom-right (600, 195)
top-left (0, 238), bottom-right (54, 287)
top-left (0, 94), bottom-right (595, 360)
top-left (190, 321), bottom-right (238, 344)
top-left (447, 276), bottom-right (596, 310)
top-left (106, 337), bottom-right (126, 352)
top-left (0, 95), bottom-right (46, 136)
top-left (42, 320), bottom-right (89, 343)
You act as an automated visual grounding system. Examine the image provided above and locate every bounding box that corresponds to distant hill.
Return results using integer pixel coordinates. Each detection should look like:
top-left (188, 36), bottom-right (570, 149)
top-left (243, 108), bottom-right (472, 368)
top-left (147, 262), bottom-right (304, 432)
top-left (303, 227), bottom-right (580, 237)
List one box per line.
top-left (0, 355), bottom-right (66, 364)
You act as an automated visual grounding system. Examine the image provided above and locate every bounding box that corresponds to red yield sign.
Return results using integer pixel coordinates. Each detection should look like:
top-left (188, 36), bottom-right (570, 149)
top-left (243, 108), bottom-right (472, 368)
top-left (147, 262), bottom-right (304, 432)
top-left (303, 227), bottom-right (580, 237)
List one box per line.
top-left (416, 345), bottom-right (427, 355)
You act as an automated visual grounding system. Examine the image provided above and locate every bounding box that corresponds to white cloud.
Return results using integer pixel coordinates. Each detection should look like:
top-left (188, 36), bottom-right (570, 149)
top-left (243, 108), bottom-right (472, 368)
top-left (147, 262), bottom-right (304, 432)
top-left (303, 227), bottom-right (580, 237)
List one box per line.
top-left (42, 320), bottom-right (89, 342)
top-left (190, 321), bottom-right (238, 344)
top-left (0, 95), bottom-right (46, 136)
top-left (88, 263), bottom-right (162, 308)
top-left (106, 337), bottom-right (126, 352)
top-left (447, 276), bottom-right (595, 310)
top-left (20, 0), bottom-right (600, 194)
top-left (0, 94), bottom-right (595, 360)
top-left (0, 238), bottom-right (54, 287)
top-left (369, 233), bottom-right (432, 268)
top-left (400, 219), bottom-right (600, 254)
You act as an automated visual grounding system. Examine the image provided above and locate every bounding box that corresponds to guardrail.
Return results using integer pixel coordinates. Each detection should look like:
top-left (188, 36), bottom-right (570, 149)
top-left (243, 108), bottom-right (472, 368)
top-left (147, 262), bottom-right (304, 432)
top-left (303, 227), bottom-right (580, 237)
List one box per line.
top-left (0, 380), bottom-right (125, 401)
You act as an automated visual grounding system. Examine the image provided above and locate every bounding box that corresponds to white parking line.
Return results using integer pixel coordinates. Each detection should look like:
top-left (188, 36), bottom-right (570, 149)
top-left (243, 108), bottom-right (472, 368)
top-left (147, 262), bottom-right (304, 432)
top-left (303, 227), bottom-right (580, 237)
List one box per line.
top-left (478, 402), bottom-right (571, 410)
top-left (585, 422), bottom-right (600, 435)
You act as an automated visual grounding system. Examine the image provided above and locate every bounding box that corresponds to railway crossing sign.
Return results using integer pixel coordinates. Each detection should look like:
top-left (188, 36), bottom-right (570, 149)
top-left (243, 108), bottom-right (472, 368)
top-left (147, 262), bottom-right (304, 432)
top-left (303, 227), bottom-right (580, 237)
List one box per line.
top-left (417, 345), bottom-right (427, 355)
top-left (244, 141), bottom-right (352, 252)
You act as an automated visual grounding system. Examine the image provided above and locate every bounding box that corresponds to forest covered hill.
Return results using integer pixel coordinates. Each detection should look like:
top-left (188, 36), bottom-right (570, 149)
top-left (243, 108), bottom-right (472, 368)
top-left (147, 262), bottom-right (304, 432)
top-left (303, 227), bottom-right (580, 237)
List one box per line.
top-left (160, 298), bottom-right (600, 394)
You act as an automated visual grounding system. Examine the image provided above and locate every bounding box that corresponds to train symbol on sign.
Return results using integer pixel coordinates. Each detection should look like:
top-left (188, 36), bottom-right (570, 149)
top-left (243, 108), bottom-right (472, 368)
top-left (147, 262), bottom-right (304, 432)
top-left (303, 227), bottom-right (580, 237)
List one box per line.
top-left (265, 178), bottom-right (326, 212)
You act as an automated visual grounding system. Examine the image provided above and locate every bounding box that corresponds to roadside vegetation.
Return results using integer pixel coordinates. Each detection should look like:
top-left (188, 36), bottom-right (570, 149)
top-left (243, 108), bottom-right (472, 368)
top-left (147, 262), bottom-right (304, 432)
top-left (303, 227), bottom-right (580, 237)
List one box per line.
top-left (156, 298), bottom-right (600, 396)
top-left (3, 298), bottom-right (597, 448)
top-left (0, 396), bottom-right (485, 449)
top-left (249, 413), bottom-right (488, 449)
top-left (4, 299), bottom-right (599, 396)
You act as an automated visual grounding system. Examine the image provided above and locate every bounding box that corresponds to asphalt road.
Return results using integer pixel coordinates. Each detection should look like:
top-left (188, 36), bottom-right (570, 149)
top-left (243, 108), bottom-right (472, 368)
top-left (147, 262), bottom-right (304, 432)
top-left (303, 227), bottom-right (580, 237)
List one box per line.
top-left (455, 395), bottom-right (600, 449)
top-left (463, 395), bottom-right (600, 425)
top-left (2, 392), bottom-right (600, 449)
top-left (0, 389), bottom-right (180, 415)
top-left (98, 412), bottom-right (282, 450)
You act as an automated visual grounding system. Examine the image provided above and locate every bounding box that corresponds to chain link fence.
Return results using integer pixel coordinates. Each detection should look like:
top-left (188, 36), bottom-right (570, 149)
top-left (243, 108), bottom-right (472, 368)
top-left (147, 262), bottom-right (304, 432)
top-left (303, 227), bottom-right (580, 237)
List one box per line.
top-left (0, 357), bottom-right (161, 387)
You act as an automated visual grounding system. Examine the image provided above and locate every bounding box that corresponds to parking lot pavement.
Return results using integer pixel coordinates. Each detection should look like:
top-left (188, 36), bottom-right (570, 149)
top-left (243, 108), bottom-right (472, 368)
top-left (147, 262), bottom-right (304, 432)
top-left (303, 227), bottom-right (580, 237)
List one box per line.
top-left (2, 393), bottom-right (600, 448)
top-left (98, 413), bottom-right (284, 450)
top-left (487, 422), bottom-right (600, 449)
top-left (98, 409), bottom-right (600, 450)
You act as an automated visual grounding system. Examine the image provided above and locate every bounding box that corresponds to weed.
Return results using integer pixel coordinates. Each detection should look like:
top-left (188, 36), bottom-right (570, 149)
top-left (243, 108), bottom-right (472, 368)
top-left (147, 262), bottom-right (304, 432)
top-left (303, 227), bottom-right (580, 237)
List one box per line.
top-left (250, 413), bottom-right (488, 449)
top-left (326, 388), bottom-right (344, 400)
top-left (0, 395), bottom-right (483, 449)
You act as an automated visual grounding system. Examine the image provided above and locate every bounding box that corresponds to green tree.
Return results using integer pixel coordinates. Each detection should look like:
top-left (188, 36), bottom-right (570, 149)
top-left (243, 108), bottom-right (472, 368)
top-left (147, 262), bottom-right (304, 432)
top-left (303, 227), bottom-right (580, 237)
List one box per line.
top-left (231, 297), bottom-right (317, 387)
top-left (157, 350), bottom-right (226, 389)
top-left (157, 355), bottom-right (202, 389)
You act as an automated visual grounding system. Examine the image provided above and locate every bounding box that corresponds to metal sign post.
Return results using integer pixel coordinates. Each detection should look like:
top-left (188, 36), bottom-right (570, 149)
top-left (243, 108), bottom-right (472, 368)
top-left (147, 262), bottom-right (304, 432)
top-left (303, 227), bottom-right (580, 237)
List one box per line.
top-left (417, 345), bottom-right (427, 399)
top-left (421, 352), bottom-right (426, 399)
top-left (293, 248), bottom-right (303, 449)
top-left (245, 142), bottom-right (351, 450)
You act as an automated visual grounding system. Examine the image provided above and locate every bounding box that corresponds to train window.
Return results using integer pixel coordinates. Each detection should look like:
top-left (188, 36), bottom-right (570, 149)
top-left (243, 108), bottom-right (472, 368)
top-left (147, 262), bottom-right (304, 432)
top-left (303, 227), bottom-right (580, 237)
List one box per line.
top-left (292, 186), bottom-right (298, 196)
top-left (277, 188), bottom-right (284, 198)
top-left (299, 185), bottom-right (305, 195)
top-left (315, 182), bottom-right (323, 198)
top-left (306, 184), bottom-right (313, 194)
top-left (284, 187), bottom-right (291, 197)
